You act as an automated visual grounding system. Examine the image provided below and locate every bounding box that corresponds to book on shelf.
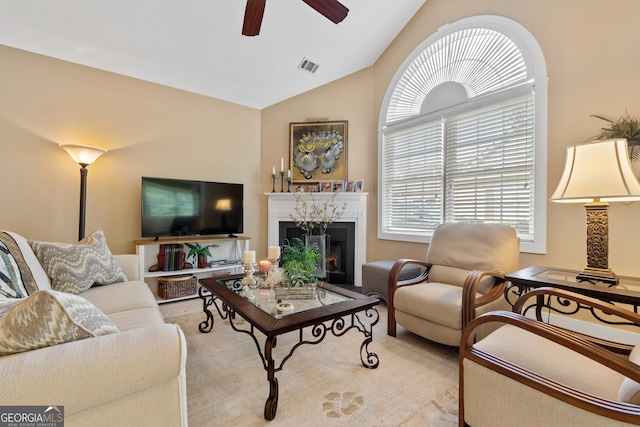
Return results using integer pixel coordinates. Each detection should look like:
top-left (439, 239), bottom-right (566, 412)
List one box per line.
top-left (150, 244), bottom-right (185, 272)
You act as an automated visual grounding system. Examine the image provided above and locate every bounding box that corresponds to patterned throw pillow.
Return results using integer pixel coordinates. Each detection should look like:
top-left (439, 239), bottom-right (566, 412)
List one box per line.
top-left (0, 232), bottom-right (38, 298)
top-left (28, 228), bottom-right (127, 294)
top-left (0, 289), bottom-right (119, 356)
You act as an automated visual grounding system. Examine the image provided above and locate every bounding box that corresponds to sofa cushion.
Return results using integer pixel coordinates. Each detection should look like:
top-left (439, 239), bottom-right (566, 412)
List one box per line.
top-left (0, 232), bottom-right (40, 297)
top-left (29, 228), bottom-right (127, 294)
top-left (0, 289), bottom-right (119, 356)
top-left (81, 281), bottom-right (160, 315)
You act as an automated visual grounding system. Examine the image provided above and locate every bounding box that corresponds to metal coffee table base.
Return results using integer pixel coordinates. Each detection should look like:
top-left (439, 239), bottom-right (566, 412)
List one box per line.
top-left (198, 286), bottom-right (379, 420)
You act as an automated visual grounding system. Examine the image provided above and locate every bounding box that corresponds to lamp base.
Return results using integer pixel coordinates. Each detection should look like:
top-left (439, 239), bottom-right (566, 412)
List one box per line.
top-left (576, 266), bottom-right (619, 286)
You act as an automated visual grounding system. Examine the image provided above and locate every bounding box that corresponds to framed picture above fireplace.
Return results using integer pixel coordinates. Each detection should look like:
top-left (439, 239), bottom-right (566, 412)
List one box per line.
top-left (289, 121), bottom-right (348, 183)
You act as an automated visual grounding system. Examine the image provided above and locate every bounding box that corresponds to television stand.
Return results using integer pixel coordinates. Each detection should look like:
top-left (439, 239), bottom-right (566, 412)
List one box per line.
top-left (134, 236), bottom-right (250, 303)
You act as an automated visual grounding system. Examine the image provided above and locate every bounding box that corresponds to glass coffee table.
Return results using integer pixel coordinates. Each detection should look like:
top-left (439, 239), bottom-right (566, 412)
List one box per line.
top-left (198, 275), bottom-right (380, 420)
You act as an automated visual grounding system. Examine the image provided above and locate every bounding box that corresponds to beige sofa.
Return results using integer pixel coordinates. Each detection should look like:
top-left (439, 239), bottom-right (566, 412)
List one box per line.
top-left (0, 231), bottom-right (188, 426)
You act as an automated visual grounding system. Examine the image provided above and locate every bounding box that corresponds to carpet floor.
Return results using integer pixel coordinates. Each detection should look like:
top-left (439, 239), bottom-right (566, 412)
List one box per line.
top-left (160, 298), bottom-right (459, 426)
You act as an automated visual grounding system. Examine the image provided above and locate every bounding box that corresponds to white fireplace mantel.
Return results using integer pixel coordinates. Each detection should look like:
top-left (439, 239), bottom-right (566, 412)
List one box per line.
top-left (266, 192), bottom-right (367, 287)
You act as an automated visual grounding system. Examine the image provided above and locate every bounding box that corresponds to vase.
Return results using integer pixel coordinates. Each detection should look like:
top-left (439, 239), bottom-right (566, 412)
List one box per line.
top-left (304, 233), bottom-right (328, 279)
top-left (197, 254), bottom-right (208, 269)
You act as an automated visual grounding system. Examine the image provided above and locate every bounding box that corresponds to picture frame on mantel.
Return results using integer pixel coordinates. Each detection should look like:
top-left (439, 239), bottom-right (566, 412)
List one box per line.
top-left (289, 120), bottom-right (347, 183)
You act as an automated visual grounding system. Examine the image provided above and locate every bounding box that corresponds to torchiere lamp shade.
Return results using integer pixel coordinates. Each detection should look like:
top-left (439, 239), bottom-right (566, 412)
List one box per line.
top-left (60, 144), bottom-right (107, 241)
top-left (551, 138), bottom-right (640, 284)
top-left (59, 144), bottom-right (107, 166)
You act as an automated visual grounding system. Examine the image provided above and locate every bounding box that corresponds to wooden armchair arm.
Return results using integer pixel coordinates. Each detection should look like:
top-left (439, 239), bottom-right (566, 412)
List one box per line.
top-left (461, 270), bottom-right (507, 328)
top-left (387, 259), bottom-right (431, 336)
top-left (513, 287), bottom-right (640, 354)
top-left (460, 310), bottom-right (640, 424)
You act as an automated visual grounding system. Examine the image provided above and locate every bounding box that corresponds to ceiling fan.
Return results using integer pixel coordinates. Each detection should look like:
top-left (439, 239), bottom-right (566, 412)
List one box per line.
top-left (242, 0), bottom-right (349, 36)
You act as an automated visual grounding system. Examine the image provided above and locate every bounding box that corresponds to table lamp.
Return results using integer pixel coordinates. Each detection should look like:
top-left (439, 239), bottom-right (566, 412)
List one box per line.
top-left (551, 138), bottom-right (640, 284)
top-left (60, 144), bottom-right (107, 241)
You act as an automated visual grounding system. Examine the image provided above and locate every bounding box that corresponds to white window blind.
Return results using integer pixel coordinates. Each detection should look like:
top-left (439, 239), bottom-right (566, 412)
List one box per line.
top-left (445, 96), bottom-right (534, 240)
top-left (383, 121), bottom-right (444, 233)
top-left (382, 95), bottom-right (534, 239)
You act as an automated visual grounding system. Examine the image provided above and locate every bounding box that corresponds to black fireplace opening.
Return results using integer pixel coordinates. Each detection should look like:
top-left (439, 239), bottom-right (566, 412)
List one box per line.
top-left (278, 221), bottom-right (355, 285)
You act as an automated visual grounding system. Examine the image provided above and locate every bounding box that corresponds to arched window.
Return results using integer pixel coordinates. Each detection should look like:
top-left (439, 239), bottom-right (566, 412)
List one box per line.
top-left (378, 16), bottom-right (547, 253)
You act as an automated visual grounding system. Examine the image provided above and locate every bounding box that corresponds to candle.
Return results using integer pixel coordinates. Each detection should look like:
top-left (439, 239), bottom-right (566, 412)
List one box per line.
top-left (244, 250), bottom-right (256, 265)
top-left (280, 158), bottom-right (284, 173)
top-left (272, 166), bottom-right (275, 176)
top-left (287, 169), bottom-right (291, 179)
top-left (259, 260), bottom-right (271, 273)
top-left (268, 246), bottom-right (280, 259)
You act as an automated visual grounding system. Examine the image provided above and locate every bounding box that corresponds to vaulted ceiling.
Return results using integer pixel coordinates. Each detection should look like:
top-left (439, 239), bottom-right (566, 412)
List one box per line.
top-left (0, 1), bottom-right (426, 109)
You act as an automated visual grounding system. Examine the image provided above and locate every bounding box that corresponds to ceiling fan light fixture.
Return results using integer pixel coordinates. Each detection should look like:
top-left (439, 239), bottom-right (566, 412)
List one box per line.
top-left (298, 58), bottom-right (319, 73)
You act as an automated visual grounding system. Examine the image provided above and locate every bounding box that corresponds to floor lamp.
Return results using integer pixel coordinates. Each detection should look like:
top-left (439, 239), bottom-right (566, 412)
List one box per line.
top-left (551, 138), bottom-right (640, 285)
top-left (59, 144), bottom-right (107, 241)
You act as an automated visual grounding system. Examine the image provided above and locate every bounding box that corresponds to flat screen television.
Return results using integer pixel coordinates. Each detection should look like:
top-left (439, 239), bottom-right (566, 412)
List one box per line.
top-left (141, 177), bottom-right (243, 238)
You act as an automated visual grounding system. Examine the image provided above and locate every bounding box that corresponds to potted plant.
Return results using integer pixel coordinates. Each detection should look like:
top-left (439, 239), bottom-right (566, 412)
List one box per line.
top-left (592, 113), bottom-right (640, 179)
top-left (185, 242), bottom-right (219, 269)
top-left (276, 237), bottom-right (323, 299)
top-left (592, 113), bottom-right (640, 142)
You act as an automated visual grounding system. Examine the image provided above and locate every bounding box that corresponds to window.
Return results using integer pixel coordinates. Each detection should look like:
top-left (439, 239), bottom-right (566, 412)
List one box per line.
top-left (378, 16), bottom-right (547, 253)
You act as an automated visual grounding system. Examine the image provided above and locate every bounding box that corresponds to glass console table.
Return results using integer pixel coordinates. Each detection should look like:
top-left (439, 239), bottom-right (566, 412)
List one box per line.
top-left (505, 265), bottom-right (640, 330)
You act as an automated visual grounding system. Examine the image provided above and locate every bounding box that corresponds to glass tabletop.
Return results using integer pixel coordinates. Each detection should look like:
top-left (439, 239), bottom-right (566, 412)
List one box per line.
top-left (534, 269), bottom-right (640, 293)
top-left (216, 277), bottom-right (354, 319)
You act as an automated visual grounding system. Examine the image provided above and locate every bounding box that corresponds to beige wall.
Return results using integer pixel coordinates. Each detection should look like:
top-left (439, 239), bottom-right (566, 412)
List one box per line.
top-left (261, 0), bottom-right (640, 277)
top-left (2, 0), bottom-right (640, 276)
top-left (0, 45), bottom-right (261, 255)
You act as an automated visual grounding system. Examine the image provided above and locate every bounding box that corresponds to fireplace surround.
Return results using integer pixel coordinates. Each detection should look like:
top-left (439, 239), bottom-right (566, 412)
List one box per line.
top-left (267, 192), bottom-right (367, 287)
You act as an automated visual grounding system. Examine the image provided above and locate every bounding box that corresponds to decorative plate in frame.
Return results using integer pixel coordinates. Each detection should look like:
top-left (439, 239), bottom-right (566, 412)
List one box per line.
top-left (290, 121), bottom-right (347, 183)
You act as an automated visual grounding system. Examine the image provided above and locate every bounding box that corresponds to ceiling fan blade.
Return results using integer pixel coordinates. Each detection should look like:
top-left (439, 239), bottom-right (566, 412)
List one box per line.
top-left (242, 0), bottom-right (266, 36)
top-left (302, 0), bottom-right (349, 24)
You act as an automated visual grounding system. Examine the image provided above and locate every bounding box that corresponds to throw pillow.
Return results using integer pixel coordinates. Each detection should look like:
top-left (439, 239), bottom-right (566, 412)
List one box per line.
top-left (0, 297), bottom-right (22, 318)
top-left (29, 228), bottom-right (127, 294)
top-left (0, 289), bottom-right (119, 356)
top-left (0, 232), bottom-right (38, 298)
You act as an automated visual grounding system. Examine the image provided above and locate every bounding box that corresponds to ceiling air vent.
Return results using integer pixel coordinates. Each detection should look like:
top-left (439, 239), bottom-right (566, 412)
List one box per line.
top-left (298, 58), bottom-right (319, 74)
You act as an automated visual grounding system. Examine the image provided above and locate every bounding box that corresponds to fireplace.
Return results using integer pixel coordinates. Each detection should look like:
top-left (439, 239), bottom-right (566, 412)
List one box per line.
top-left (267, 192), bottom-right (367, 287)
top-left (279, 221), bottom-right (355, 285)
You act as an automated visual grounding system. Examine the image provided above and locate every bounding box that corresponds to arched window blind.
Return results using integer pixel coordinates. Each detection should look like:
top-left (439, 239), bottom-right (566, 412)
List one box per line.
top-left (379, 16), bottom-right (547, 253)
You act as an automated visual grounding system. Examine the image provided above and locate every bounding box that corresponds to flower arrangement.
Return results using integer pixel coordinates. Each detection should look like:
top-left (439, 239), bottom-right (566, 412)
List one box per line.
top-left (289, 193), bottom-right (346, 235)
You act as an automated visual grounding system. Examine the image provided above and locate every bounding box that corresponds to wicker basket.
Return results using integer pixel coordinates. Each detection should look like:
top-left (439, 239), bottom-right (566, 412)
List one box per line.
top-left (158, 275), bottom-right (197, 299)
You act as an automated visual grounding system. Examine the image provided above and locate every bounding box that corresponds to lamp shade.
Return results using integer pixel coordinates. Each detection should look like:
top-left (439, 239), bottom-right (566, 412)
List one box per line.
top-left (551, 139), bottom-right (640, 203)
top-left (59, 144), bottom-right (107, 166)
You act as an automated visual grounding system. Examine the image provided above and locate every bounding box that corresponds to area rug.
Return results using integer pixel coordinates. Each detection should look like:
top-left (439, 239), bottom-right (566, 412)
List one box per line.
top-left (160, 298), bottom-right (459, 426)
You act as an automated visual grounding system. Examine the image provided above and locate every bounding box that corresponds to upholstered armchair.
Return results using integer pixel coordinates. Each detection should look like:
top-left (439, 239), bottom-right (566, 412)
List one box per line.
top-left (460, 287), bottom-right (640, 426)
top-left (387, 222), bottom-right (520, 346)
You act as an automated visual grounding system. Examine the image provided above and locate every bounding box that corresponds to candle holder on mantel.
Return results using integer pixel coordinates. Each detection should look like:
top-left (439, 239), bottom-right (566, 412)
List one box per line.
top-left (280, 171), bottom-right (285, 192)
top-left (287, 177), bottom-right (292, 192)
top-left (241, 262), bottom-right (257, 300)
top-left (271, 174), bottom-right (276, 193)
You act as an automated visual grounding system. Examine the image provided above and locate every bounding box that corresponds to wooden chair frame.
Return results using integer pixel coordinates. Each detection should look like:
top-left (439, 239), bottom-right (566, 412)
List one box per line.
top-left (459, 287), bottom-right (640, 426)
top-left (387, 258), bottom-right (507, 337)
